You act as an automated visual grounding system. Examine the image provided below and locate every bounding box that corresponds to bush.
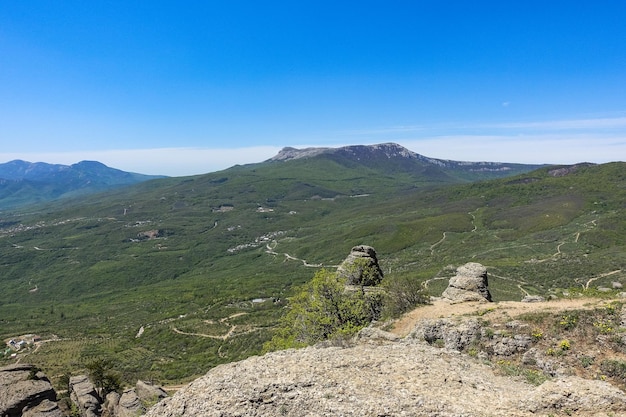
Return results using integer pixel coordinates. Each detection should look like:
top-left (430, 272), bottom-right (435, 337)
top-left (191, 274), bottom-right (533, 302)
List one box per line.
top-left (86, 358), bottom-right (122, 397)
top-left (600, 359), bottom-right (626, 382)
top-left (381, 275), bottom-right (429, 318)
top-left (264, 269), bottom-right (383, 351)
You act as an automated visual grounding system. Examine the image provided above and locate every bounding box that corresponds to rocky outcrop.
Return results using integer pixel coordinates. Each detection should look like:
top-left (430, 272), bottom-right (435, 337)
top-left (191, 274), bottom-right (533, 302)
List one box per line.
top-left (104, 390), bottom-right (141, 417)
top-left (145, 338), bottom-right (626, 417)
top-left (104, 381), bottom-right (168, 417)
top-left (522, 295), bottom-right (545, 303)
top-left (411, 318), bottom-right (483, 351)
top-left (21, 399), bottom-right (63, 417)
top-left (441, 262), bottom-right (492, 303)
top-left (69, 375), bottom-right (101, 417)
top-left (0, 364), bottom-right (62, 417)
top-left (336, 245), bottom-right (384, 286)
top-left (135, 380), bottom-right (168, 405)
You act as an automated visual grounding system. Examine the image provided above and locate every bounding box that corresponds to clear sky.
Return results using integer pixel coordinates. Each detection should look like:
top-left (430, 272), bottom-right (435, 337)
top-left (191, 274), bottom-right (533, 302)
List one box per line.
top-left (1, 2), bottom-right (625, 176)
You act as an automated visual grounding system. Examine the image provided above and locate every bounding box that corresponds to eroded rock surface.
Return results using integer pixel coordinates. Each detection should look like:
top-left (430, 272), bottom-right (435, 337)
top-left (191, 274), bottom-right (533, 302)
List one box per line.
top-left (104, 380), bottom-right (169, 417)
top-left (145, 338), bottom-right (626, 417)
top-left (0, 364), bottom-right (62, 417)
top-left (442, 262), bottom-right (492, 303)
top-left (69, 375), bottom-right (101, 417)
top-left (336, 245), bottom-right (384, 286)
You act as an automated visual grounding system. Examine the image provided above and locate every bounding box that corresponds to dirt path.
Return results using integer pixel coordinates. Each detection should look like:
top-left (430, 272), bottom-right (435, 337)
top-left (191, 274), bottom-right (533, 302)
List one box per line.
top-left (389, 297), bottom-right (614, 337)
top-left (584, 269), bottom-right (622, 289)
top-left (265, 242), bottom-right (333, 268)
top-left (171, 312), bottom-right (256, 340)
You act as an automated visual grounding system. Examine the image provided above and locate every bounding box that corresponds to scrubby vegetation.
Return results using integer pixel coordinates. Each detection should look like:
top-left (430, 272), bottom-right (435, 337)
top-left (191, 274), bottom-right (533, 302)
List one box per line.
top-left (0, 158), bottom-right (624, 386)
top-left (264, 269), bottom-right (384, 350)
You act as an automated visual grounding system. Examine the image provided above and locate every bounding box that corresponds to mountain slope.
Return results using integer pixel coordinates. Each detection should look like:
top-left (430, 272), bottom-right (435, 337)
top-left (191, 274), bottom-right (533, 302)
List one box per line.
top-left (0, 145), bottom-right (623, 386)
top-left (0, 160), bottom-right (165, 209)
top-left (268, 143), bottom-right (545, 182)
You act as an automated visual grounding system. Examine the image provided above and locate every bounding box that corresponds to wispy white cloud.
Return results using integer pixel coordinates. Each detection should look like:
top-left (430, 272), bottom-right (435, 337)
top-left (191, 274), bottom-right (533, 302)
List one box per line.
top-left (344, 116), bottom-right (626, 137)
top-left (485, 116), bottom-right (626, 130)
top-left (400, 134), bottom-right (626, 164)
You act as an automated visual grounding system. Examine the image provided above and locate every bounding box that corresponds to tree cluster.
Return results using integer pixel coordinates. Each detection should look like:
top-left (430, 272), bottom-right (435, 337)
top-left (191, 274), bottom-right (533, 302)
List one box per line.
top-left (265, 267), bottom-right (426, 351)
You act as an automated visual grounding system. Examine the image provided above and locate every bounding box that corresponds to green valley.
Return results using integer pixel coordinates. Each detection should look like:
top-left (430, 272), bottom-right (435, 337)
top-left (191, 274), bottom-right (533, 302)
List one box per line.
top-left (0, 145), bottom-right (624, 388)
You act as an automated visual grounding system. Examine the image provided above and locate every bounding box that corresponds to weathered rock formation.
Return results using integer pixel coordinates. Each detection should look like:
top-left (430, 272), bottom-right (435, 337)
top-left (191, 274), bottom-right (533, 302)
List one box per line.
top-left (104, 380), bottom-right (168, 417)
top-left (441, 262), bottom-right (492, 303)
top-left (336, 245), bottom-right (384, 286)
top-left (0, 364), bottom-right (62, 417)
top-left (69, 375), bottom-right (101, 417)
top-left (145, 332), bottom-right (626, 417)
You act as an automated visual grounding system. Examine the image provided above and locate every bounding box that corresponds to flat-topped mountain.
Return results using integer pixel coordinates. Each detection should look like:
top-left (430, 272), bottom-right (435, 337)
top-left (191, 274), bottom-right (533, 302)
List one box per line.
top-left (268, 142), bottom-right (545, 181)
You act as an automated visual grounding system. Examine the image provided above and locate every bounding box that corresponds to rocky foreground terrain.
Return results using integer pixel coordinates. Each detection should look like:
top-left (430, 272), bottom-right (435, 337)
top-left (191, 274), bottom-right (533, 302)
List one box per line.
top-left (146, 320), bottom-right (626, 417)
top-left (4, 262), bottom-right (626, 416)
top-left (146, 261), bottom-right (626, 417)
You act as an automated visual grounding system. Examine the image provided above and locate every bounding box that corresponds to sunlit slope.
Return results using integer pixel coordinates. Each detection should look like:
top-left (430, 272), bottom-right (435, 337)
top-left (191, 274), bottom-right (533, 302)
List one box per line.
top-left (0, 155), bottom-right (623, 384)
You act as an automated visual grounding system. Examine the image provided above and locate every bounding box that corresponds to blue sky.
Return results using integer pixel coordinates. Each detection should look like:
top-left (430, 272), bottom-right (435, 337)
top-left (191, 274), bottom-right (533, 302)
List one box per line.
top-left (1, 2), bottom-right (625, 176)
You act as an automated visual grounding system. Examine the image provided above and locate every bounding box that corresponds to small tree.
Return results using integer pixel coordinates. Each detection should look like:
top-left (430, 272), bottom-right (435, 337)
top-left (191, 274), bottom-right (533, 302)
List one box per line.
top-left (86, 358), bottom-right (121, 398)
top-left (381, 275), bottom-right (429, 317)
top-left (264, 269), bottom-right (382, 351)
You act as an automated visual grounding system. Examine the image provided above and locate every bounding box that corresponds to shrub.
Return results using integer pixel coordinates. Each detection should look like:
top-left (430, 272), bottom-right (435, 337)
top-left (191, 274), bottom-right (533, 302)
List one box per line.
top-left (380, 275), bottom-right (429, 317)
top-left (559, 314), bottom-right (578, 330)
top-left (600, 359), bottom-right (626, 382)
top-left (264, 269), bottom-right (383, 351)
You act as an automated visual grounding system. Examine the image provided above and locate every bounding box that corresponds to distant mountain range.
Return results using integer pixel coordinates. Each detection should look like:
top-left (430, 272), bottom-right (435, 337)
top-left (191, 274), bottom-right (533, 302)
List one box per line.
top-left (0, 144), bottom-right (547, 210)
top-left (0, 160), bottom-right (166, 209)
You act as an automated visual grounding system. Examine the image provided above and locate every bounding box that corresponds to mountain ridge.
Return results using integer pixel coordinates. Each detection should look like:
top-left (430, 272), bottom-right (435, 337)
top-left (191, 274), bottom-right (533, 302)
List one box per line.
top-left (269, 142), bottom-right (546, 171)
top-left (267, 142), bottom-right (547, 183)
top-left (0, 159), bottom-right (166, 209)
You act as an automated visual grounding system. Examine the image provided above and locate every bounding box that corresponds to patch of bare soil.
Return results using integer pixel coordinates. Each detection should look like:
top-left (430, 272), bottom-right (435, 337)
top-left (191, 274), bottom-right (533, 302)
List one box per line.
top-left (390, 297), bottom-right (612, 337)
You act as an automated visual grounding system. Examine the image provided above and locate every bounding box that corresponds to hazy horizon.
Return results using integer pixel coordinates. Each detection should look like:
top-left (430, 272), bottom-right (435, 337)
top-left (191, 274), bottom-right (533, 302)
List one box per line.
top-left (2, 2), bottom-right (625, 176)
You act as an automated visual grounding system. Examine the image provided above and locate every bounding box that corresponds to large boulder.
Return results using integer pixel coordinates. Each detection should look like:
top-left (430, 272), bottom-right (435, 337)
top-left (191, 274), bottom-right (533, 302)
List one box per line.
top-left (104, 380), bottom-right (169, 417)
top-left (336, 245), bottom-right (384, 286)
top-left (0, 364), bottom-right (62, 417)
top-left (69, 375), bottom-right (101, 417)
top-left (410, 317), bottom-right (482, 351)
top-left (136, 380), bottom-right (168, 404)
top-left (441, 262), bottom-right (492, 303)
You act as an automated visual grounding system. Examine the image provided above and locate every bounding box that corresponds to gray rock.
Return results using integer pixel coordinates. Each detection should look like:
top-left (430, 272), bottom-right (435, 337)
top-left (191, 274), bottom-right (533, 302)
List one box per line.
top-left (356, 327), bottom-right (400, 343)
top-left (118, 389), bottom-right (144, 417)
top-left (104, 391), bottom-right (121, 415)
top-left (22, 399), bottom-right (64, 417)
top-left (336, 245), bottom-right (384, 286)
top-left (69, 375), bottom-right (101, 417)
top-left (441, 262), bottom-right (492, 303)
top-left (521, 377), bottom-right (626, 414)
top-left (521, 295), bottom-right (545, 303)
top-left (521, 348), bottom-right (568, 377)
top-left (0, 364), bottom-right (61, 417)
top-left (410, 318), bottom-right (482, 351)
top-left (135, 380), bottom-right (168, 404)
top-left (104, 381), bottom-right (168, 417)
top-left (490, 334), bottom-right (533, 356)
top-left (144, 340), bottom-right (626, 417)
